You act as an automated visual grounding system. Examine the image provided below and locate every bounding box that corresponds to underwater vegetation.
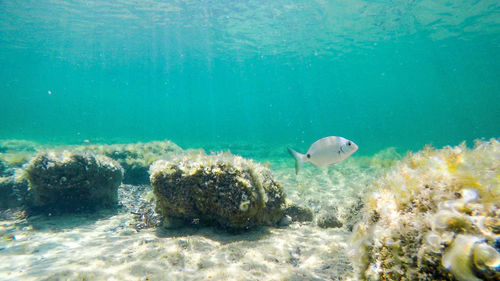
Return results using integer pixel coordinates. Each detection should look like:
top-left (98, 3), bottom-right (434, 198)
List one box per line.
top-left (2, 139), bottom-right (312, 232)
top-left (0, 151), bottom-right (35, 168)
top-left (24, 150), bottom-right (123, 212)
top-left (0, 140), bottom-right (41, 168)
top-left (356, 147), bottom-right (403, 170)
top-left (0, 140), bottom-right (44, 171)
top-left (0, 171), bottom-right (28, 209)
top-left (71, 140), bottom-right (182, 184)
top-left (0, 140), bottom-right (39, 154)
top-left (0, 139), bottom-right (183, 185)
top-left (350, 139), bottom-right (500, 281)
top-left (0, 143), bottom-right (31, 209)
top-left (150, 152), bottom-right (288, 231)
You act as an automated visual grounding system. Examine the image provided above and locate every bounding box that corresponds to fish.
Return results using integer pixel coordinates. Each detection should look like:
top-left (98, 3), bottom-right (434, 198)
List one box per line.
top-left (288, 136), bottom-right (358, 175)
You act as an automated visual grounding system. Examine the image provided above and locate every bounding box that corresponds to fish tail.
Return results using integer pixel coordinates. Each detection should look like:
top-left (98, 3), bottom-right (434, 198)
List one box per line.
top-left (287, 147), bottom-right (305, 175)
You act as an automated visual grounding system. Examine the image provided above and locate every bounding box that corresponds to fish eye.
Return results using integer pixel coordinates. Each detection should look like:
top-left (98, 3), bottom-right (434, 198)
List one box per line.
top-left (347, 141), bottom-right (351, 146)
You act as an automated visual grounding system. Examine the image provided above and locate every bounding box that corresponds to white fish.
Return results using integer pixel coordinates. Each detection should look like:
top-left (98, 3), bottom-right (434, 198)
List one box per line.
top-left (288, 136), bottom-right (358, 175)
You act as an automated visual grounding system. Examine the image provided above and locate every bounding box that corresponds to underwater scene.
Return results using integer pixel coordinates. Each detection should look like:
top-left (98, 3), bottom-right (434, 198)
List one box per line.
top-left (0, 1), bottom-right (499, 280)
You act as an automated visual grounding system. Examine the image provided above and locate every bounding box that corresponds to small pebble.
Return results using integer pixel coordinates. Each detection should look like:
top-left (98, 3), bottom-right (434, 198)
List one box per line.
top-left (120, 230), bottom-right (135, 236)
top-left (279, 215), bottom-right (292, 226)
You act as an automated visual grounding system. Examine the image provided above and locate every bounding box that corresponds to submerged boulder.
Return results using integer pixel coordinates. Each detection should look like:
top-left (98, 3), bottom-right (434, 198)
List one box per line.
top-left (0, 139), bottom-right (40, 168)
top-left (149, 152), bottom-right (287, 230)
top-left (0, 160), bottom-right (5, 177)
top-left (316, 211), bottom-right (343, 229)
top-left (349, 139), bottom-right (500, 281)
top-left (72, 140), bottom-right (182, 184)
top-left (0, 171), bottom-right (29, 209)
top-left (24, 150), bottom-right (123, 212)
top-left (0, 139), bottom-right (39, 153)
top-left (283, 204), bottom-right (314, 222)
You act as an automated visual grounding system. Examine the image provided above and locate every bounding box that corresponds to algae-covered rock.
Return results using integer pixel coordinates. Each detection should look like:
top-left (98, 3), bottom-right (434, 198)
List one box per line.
top-left (24, 150), bottom-right (123, 212)
top-left (342, 197), bottom-right (364, 231)
top-left (0, 140), bottom-right (40, 168)
top-left (349, 139), bottom-right (500, 281)
top-left (0, 139), bottom-right (40, 153)
top-left (73, 140), bottom-right (182, 184)
top-left (149, 152), bottom-right (287, 230)
top-left (0, 151), bottom-right (35, 168)
top-left (317, 211), bottom-right (343, 229)
top-left (0, 171), bottom-right (29, 209)
top-left (283, 204), bottom-right (314, 222)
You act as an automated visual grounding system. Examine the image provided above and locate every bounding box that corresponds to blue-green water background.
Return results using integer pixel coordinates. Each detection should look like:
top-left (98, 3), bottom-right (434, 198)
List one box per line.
top-left (1, 0), bottom-right (499, 155)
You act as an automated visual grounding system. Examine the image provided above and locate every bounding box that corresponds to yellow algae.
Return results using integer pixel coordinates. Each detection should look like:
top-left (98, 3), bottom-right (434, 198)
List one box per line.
top-left (144, 191), bottom-right (155, 202)
top-left (0, 151), bottom-right (34, 167)
top-left (350, 139), bottom-right (500, 281)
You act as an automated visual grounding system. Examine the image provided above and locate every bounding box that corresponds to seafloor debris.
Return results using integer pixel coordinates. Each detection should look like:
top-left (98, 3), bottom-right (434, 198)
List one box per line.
top-left (24, 150), bottom-right (123, 212)
top-left (149, 152), bottom-right (287, 230)
top-left (118, 184), bottom-right (161, 231)
top-left (349, 139), bottom-right (500, 281)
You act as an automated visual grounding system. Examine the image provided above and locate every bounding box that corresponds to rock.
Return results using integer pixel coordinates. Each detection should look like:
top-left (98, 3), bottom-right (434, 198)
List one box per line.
top-left (316, 212), bottom-right (343, 228)
top-left (0, 151), bottom-right (36, 168)
top-left (0, 140), bottom-right (183, 184)
top-left (279, 215), bottom-right (293, 226)
top-left (24, 150), bottom-right (123, 212)
top-left (72, 140), bottom-right (182, 184)
top-left (149, 152), bottom-right (287, 230)
top-left (0, 171), bottom-right (29, 209)
top-left (342, 197), bottom-right (364, 231)
top-left (0, 140), bottom-right (39, 153)
top-left (0, 140), bottom-right (40, 168)
top-left (283, 204), bottom-right (314, 222)
top-left (350, 139), bottom-right (500, 281)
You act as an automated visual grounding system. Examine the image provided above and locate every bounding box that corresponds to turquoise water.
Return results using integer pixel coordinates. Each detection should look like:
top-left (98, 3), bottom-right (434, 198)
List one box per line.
top-left (1, 0), bottom-right (499, 154)
top-left (1, 3), bottom-right (500, 280)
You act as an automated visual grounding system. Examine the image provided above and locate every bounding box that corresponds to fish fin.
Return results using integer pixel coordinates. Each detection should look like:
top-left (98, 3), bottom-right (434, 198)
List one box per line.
top-left (287, 147), bottom-right (305, 175)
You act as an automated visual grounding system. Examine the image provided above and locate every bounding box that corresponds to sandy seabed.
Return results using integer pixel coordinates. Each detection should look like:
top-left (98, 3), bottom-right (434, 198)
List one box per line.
top-left (0, 151), bottom-right (396, 281)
